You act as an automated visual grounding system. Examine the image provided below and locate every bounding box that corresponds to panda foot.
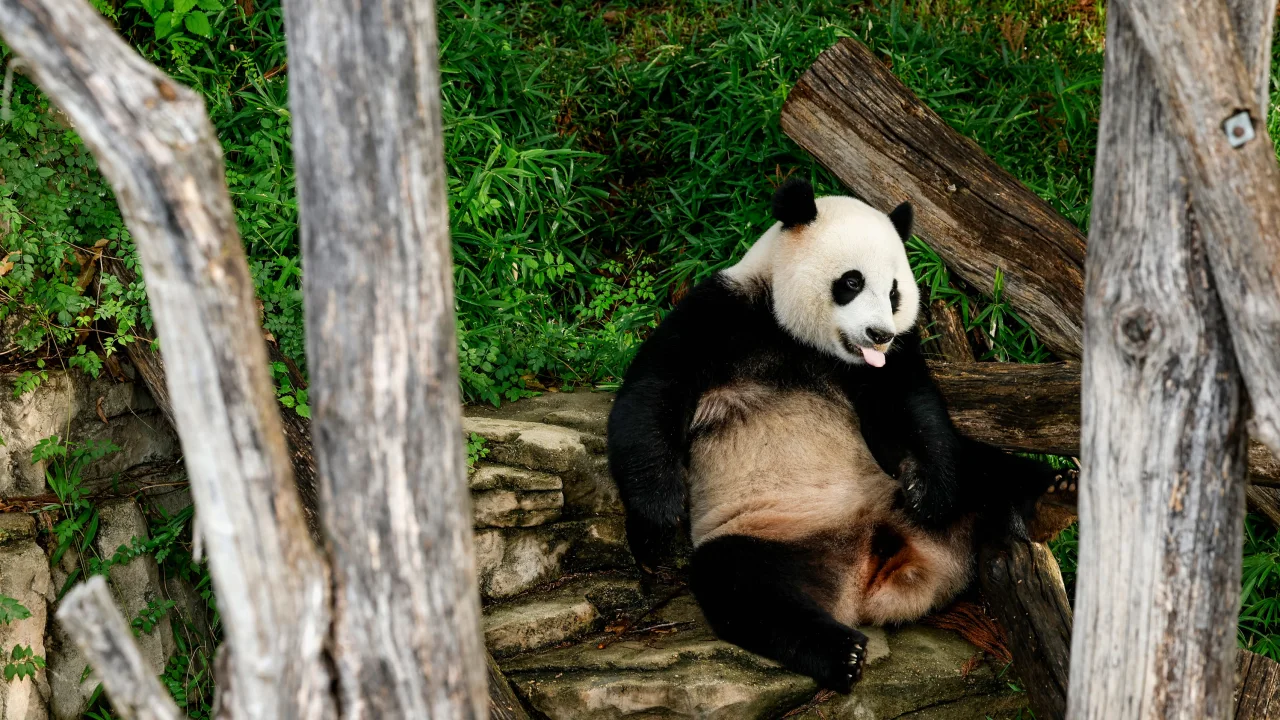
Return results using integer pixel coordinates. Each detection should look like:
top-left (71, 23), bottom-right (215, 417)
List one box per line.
top-left (804, 625), bottom-right (868, 693)
top-left (1042, 468), bottom-right (1080, 508)
top-left (1045, 467), bottom-right (1079, 495)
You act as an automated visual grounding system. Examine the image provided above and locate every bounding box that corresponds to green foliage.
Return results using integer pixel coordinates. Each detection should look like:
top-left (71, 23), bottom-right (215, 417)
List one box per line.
top-left (160, 617), bottom-right (216, 719)
top-left (1241, 515), bottom-right (1280, 659)
top-left (466, 432), bottom-right (489, 469)
top-left (33, 434), bottom-right (125, 596)
top-left (1048, 522), bottom-right (1078, 593)
top-left (132, 598), bottom-right (177, 636)
top-left (12, 359), bottom-right (47, 398)
top-left (0, 594), bottom-right (30, 625)
top-left (0, 0), bottom-right (1101, 405)
top-left (0, 594), bottom-right (43, 682)
top-left (3, 644), bottom-right (45, 681)
top-left (271, 361), bottom-right (309, 418)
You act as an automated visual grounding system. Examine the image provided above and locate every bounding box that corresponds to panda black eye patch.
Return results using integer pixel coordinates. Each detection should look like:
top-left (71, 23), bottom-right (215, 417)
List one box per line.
top-left (890, 279), bottom-right (900, 313)
top-left (832, 270), bottom-right (864, 306)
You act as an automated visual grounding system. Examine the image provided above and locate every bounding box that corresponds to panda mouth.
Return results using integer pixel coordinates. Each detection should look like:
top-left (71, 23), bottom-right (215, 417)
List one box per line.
top-left (839, 333), bottom-right (890, 367)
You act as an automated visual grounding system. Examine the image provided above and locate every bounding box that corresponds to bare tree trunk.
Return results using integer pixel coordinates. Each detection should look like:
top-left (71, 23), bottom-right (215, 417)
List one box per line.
top-left (281, 0), bottom-right (488, 716)
top-left (56, 577), bottom-right (184, 720)
top-left (1116, 0), bottom-right (1280, 457)
top-left (0, 2), bottom-right (335, 718)
top-left (108, 268), bottom-right (529, 719)
top-left (1068, 0), bottom-right (1274, 714)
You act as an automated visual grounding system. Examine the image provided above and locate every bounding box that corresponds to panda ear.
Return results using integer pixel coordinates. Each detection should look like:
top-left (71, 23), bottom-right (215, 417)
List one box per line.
top-left (772, 178), bottom-right (818, 229)
top-left (888, 201), bottom-right (913, 243)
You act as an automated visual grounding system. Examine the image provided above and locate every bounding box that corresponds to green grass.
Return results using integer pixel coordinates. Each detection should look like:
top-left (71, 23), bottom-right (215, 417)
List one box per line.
top-left (1, 0), bottom-right (1277, 667)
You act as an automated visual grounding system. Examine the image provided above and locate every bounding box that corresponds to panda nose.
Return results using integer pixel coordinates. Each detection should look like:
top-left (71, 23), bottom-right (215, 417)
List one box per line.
top-left (866, 327), bottom-right (894, 345)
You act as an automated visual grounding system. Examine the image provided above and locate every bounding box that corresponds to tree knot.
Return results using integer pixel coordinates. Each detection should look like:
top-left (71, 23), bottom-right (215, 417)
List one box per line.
top-left (1115, 305), bottom-right (1160, 357)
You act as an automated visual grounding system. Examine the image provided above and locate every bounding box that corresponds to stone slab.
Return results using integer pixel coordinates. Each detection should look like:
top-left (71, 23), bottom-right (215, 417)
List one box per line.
top-left (46, 499), bottom-right (175, 720)
top-left (463, 418), bottom-right (622, 518)
top-left (502, 595), bottom-right (1026, 720)
top-left (0, 537), bottom-right (53, 720)
top-left (466, 391), bottom-right (615, 436)
top-left (484, 574), bottom-right (644, 657)
top-left (475, 518), bottom-right (631, 600)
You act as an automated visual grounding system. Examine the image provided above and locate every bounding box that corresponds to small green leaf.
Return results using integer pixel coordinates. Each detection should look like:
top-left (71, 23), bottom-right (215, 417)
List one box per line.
top-left (173, 0), bottom-right (196, 12)
top-left (139, 0), bottom-right (166, 18)
top-left (184, 11), bottom-right (212, 37)
top-left (296, 403), bottom-right (311, 419)
top-left (0, 595), bottom-right (31, 624)
top-left (195, 0), bottom-right (222, 10)
top-left (154, 11), bottom-right (178, 38)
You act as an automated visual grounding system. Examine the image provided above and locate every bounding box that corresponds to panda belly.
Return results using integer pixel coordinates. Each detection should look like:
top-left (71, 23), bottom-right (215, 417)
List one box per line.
top-left (687, 382), bottom-right (973, 626)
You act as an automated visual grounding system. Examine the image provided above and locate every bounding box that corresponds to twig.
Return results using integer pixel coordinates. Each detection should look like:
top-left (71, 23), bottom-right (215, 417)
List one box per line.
top-left (56, 576), bottom-right (186, 720)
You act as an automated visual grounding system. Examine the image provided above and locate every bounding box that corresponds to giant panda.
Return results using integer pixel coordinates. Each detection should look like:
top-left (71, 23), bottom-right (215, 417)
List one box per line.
top-left (605, 177), bottom-right (1065, 693)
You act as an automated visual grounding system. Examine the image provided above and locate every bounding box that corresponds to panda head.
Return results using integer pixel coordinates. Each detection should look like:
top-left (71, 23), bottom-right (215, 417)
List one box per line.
top-left (732, 178), bottom-right (921, 368)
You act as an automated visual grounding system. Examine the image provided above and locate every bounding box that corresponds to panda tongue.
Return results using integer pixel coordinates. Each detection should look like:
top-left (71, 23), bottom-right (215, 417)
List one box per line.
top-left (861, 346), bottom-right (886, 368)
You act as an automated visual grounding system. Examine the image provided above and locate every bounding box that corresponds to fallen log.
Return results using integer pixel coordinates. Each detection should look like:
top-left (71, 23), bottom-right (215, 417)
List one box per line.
top-left (1236, 649), bottom-right (1280, 719)
top-left (978, 539), bottom-right (1073, 720)
top-left (926, 361), bottom-right (1280, 490)
top-left (921, 300), bottom-right (976, 363)
top-left (782, 38), bottom-right (1086, 360)
top-left (931, 361), bottom-right (1079, 457)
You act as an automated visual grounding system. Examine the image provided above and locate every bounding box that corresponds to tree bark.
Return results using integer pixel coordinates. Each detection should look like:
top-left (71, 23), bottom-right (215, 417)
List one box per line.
top-left (781, 38), bottom-right (1087, 360)
top-left (0, 2), bottom-right (335, 718)
top-left (927, 361), bottom-right (1280, 490)
top-left (56, 576), bottom-right (184, 720)
top-left (1245, 486), bottom-right (1280, 528)
top-left (931, 361), bottom-right (1080, 456)
top-left (1068, 2), bottom-right (1261, 716)
top-left (104, 255), bottom-right (325, 539)
top-left (978, 539), bottom-right (1073, 720)
top-left (281, 0), bottom-right (487, 716)
top-left (485, 652), bottom-right (532, 720)
top-left (1116, 0), bottom-right (1280, 458)
top-left (1236, 650), bottom-right (1280, 720)
top-left (108, 267), bottom-right (530, 720)
top-left (921, 300), bottom-right (975, 363)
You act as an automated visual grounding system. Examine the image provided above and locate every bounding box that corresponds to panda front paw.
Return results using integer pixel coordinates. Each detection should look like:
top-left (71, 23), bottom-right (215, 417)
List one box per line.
top-left (623, 510), bottom-right (684, 572)
top-left (898, 457), bottom-right (961, 529)
top-left (804, 625), bottom-right (868, 693)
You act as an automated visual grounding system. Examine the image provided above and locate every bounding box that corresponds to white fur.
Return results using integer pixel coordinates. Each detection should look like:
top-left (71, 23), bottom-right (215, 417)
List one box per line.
top-left (724, 196), bottom-right (921, 365)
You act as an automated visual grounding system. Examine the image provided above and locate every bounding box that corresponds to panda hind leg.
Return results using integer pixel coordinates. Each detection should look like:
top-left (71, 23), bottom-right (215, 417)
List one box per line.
top-left (957, 438), bottom-right (1075, 541)
top-left (690, 534), bottom-right (867, 693)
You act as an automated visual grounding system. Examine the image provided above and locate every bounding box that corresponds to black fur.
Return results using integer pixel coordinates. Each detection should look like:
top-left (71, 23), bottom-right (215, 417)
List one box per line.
top-left (691, 535), bottom-right (867, 692)
top-left (772, 178), bottom-right (819, 228)
top-left (831, 270), bottom-right (864, 306)
top-left (888, 201), bottom-right (913, 242)
top-left (606, 273), bottom-right (1059, 690)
